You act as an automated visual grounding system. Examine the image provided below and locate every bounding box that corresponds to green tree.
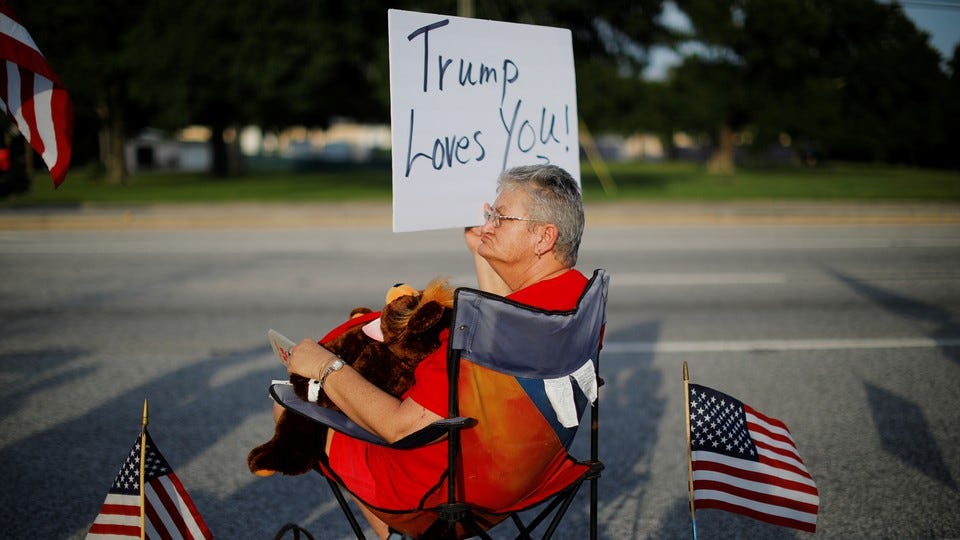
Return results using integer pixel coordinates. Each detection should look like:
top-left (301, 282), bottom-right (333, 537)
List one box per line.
top-left (128, 1), bottom-right (402, 177)
top-left (9, 0), bottom-right (149, 185)
top-left (129, 1), bottom-right (259, 177)
top-left (947, 45), bottom-right (960, 168)
top-left (669, 0), bottom-right (950, 169)
top-left (6, 1), bottom-right (677, 182)
top-left (470, 0), bottom-right (674, 133)
top-left (125, 0), bottom-right (678, 176)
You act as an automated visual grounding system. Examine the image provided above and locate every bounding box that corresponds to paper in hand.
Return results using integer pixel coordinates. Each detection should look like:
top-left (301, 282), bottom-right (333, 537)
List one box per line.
top-left (268, 329), bottom-right (296, 366)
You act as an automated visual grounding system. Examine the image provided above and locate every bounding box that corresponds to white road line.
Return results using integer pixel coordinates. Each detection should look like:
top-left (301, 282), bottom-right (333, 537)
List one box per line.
top-left (603, 337), bottom-right (960, 354)
top-left (451, 272), bottom-right (789, 287)
top-left (612, 272), bottom-right (787, 286)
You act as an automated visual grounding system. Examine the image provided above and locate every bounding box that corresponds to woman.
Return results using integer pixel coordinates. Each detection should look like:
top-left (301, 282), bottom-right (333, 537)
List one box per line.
top-left (285, 164), bottom-right (587, 538)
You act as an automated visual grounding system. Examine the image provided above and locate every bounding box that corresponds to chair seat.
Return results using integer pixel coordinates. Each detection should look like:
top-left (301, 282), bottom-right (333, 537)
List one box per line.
top-left (489, 459), bottom-right (598, 515)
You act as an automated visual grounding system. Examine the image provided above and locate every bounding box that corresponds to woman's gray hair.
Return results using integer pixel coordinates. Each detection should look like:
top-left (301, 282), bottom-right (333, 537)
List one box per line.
top-left (497, 164), bottom-right (584, 267)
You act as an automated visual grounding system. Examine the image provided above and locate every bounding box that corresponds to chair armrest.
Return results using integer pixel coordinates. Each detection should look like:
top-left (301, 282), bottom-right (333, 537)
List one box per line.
top-left (271, 383), bottom-right (388, 445)
top-left (270, 383), bottom-right (477, 449)
top-left (390, 417), bottom-right (478, 449)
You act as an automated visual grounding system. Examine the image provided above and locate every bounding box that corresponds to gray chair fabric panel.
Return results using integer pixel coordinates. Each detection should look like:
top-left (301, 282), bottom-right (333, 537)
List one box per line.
top-left (450, 269), bottom-right (608, 379)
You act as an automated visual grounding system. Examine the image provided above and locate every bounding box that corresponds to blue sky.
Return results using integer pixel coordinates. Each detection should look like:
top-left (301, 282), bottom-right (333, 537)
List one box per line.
top-left (900, 2), bottom-right (960, 60)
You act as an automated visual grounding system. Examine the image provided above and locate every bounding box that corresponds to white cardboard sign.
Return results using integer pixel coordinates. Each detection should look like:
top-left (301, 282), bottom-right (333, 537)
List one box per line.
top-left (388, 9), bottom-right (579, 232)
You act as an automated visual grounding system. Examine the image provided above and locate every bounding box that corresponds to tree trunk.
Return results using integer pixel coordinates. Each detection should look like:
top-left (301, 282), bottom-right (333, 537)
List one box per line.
top-left (97, 102), bottom-right (128, 185)
top-left (707, 124), bottom-right (735, 175)
top-left (210, 124), bottom-right (228, 177)
top-left (209, 124), bottom-right (243, 177)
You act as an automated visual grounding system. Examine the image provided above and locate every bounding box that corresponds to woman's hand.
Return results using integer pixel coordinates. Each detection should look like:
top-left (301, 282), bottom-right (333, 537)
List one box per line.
top-left (464, 225), bottom-right (483, 253)
top-left (464, 226), bottom-right (511, 295)
top-left (288, 338), bottom-right (337, 380)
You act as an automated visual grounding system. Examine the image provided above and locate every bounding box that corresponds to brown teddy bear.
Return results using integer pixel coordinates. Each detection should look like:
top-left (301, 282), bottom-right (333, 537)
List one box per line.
top-left (247, 278), bottom-right (454, 477)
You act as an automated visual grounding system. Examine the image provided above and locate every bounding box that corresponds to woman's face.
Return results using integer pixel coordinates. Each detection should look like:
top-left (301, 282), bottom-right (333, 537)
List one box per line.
top-left (477, 189), bottom-right (540, 266)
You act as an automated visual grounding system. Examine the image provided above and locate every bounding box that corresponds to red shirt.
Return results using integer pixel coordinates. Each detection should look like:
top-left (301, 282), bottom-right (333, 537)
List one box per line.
top-left (328, 269), bottom-right (589, 511)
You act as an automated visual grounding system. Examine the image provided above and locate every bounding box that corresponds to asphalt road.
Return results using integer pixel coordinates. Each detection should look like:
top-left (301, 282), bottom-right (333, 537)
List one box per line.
top-left (1, 207), bottom-right (958, 539)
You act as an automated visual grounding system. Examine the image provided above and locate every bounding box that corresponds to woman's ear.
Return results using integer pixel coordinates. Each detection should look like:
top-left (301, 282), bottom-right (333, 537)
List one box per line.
top-left (536, 223), bottom-right (559, 255)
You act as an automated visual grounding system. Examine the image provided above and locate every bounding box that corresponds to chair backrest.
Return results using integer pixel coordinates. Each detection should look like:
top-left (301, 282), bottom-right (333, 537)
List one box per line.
top-left (442, 269), bottom-right (609, 513)
top-left (450, 268), bottom-right (609, 379)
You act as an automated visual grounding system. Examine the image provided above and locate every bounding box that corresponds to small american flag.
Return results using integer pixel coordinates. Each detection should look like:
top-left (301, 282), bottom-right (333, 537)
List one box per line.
top-left (87, 429), bottom-right (213, 539)
top-left (0, 1), bottom-right (73, 186)
top-left (688, 383), bottom-right (819, 533)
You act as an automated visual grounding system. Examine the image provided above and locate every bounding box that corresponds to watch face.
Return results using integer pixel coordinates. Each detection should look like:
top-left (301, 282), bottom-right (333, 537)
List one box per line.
top-left (332, 359), bottom-right (345, 370)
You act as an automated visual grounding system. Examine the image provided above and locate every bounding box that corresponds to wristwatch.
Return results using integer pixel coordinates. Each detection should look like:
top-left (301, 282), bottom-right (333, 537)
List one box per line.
top-left (319, 357), bottom-right (345, 389)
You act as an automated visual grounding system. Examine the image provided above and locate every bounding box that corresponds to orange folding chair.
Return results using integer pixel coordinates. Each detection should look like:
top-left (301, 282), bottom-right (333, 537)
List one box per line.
top-left (272, 269), bottom-right (609, 539)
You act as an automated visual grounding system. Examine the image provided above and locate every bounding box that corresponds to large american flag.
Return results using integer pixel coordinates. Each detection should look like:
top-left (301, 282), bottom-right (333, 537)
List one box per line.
top-left (0, 1), bottom-right (73, 186)
top-left (87, 430), bottom-right (213, 539)
top-left (688, 383), bottom-right (819, 533)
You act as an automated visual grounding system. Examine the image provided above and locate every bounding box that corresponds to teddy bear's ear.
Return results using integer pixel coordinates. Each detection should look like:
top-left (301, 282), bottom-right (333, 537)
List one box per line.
top-left (386, 283), bottom-right (418, 305)
top-left (406, 301), bottom-right (448, 334)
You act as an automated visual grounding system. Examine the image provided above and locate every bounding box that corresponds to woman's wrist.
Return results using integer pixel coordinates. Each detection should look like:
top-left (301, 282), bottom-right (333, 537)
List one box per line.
top-left (316, 353), bottom-right (339, 380)
top-left (306, 354), bottom-right (340, 402)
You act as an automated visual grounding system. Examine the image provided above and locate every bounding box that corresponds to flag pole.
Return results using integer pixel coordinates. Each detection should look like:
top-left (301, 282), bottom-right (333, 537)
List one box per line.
top-left (140, 399), bottom-right (148, 540)
top-left (683, 362), bottom-right (697, 540)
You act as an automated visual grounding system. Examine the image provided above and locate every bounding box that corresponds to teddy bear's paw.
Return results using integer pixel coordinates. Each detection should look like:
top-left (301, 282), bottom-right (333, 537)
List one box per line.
top-left (247, 444), bottom-right (280, 476)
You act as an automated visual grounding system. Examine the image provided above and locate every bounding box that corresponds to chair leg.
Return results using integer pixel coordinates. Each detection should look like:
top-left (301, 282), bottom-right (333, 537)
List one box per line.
top-left (515, 492), bottom-right (566, 537)
top-left (503, 480), bottom-right (585, 540)
top-left (509, 514), bottom-right (532, 540)
top-left (420, 507), bottom-right (495, 540)
top-left (326, 476), bottom-right (367, 540)
top-left (541, 482), bottom-right (585, 540)
top-left (589, 476), bottom-right (599, 540)
top-left (590, 382), bottom-right (601, 540)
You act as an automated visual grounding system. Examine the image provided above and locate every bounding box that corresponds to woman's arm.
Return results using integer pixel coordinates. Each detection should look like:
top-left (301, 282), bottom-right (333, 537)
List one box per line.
top-left (287, 339), bottom-right (441, 443)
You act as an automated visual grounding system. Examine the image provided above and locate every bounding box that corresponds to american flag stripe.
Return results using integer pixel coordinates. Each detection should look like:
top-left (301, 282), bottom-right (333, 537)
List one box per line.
top-left (696, 485), bottom-right (819, 520)
top-left (166, 474), bottom-right (211, 539)
top-left (0, 11), bottom-right (58, 80)
top-left (695, 483), bottom-right (819, 521)
top-left (746, 409), bottom-right (814, 479)
top-left (692, 456), bottom-right (818, 495)
top-left (31, 74), bottom-right (60, 164)
top-left (746, 412), bottom-right (796, 451)
top-left (749, 426), bottom-right (799, 455)
top-left (744, 405), bottom-right (790, 435)
top-left (149, 478), bottom-right (182, 538)
top-left (5, 65), bottom-right (68, 177)
top-left (145, 490), bottom-right (176, 540)
top-left (0, 11), bottom-right (37, 47)
top-left (753, 442), bottom-right (810, 477)
top-left (147, 476), bottom-right (201, 539)
top-left (16, 70), bottom-right (41, 146)
top-left (693, 468), bottom-right (820, 507)
top-left (752, 434), bottom-right (801, 463)
top-left (88, 524), bottom-right (142, 539)
top-left (0, 3), bottom-right (73, 185)
top-left (87, 494), bottom-right (141, 538)
top-left (695, 496), bottom-right (817, 532)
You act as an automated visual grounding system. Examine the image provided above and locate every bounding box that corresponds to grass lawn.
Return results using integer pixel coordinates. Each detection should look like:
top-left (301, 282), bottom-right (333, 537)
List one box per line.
top-left (586, 161), bottom-right (960, 201)
top-left (3, 160), bottom-right (959, 206)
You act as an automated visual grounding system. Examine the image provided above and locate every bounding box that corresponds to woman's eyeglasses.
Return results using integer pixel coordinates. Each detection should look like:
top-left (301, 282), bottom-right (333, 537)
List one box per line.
top-left (482, 203), bottom-right (544, 228)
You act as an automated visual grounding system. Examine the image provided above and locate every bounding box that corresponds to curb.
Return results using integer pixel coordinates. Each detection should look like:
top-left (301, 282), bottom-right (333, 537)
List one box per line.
top-left (0, 201), bottom-right (958, 231)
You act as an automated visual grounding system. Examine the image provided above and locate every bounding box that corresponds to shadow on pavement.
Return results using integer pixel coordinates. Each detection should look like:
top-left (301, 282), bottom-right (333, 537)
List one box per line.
top-left (864, 382), bottom-right (957, 490)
